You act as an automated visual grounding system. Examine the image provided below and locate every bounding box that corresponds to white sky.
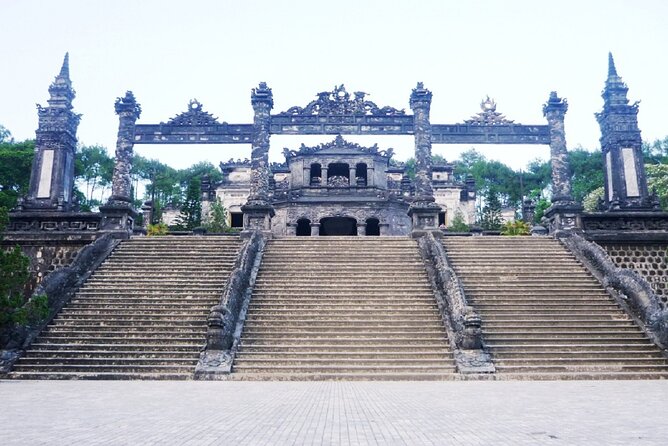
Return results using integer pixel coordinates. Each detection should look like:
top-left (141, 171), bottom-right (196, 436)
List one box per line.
top-left (2, 0), bottom-right (667, 171)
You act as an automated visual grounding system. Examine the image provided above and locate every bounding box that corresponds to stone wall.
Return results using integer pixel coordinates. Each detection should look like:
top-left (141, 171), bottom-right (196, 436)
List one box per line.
top-left (1, 237), bottom-right (93, 297)
top-left (601, 242), bottom-right (668, 305)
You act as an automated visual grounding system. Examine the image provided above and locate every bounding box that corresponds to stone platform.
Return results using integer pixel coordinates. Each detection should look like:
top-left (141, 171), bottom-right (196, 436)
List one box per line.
top-left (2, 380), bottom-right (666, 445)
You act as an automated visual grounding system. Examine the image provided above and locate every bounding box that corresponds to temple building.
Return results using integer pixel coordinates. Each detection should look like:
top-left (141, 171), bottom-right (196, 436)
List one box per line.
top-left (203, 135), bottom-right (476, 236)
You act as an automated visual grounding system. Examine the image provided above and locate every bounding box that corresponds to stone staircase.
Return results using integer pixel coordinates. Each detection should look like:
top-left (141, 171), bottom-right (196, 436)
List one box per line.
top-left (233, 237), bottom-right (456, 380)
top-left (442, 236), bottom-right (668, 379)
top-left (9, 236), bottom-right (241, 380)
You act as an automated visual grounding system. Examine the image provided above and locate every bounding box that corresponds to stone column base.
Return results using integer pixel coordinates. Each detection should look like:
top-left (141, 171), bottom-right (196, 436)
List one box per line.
top-left (543, 201), bottom-right (583, 233)
top-left (240, 202), bottom-right (275, 238)
top-left (408, 202), bottom-right (442, 238)
top-left (99, 202), bottom-right (137, 237)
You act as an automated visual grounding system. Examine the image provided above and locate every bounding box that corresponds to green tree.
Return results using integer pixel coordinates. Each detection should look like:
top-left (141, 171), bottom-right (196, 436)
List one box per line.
top-left (479, 187), bottom-right (503, 230)
top-left (74, 145), bottom-right (114, 209)
top-left (203, 197), bottom-right (230, 233)
top-left (0, 139), bottom-right (35, 210)
top-left (568, 148), bottom-right (604, 202)
top-left (647, 164), bottom-right (668, 211)
top-left (448, 209), bottom-right (470, 232)
top-left (0, 124), bottom-right (13, 143)
top-left (173, 176), bottom-right (202, 230)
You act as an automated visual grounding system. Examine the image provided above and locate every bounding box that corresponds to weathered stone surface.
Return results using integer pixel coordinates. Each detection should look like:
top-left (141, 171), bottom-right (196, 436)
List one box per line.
top-left (109, 91), bottom-right (141, 204)
top-left (595, 53), bottom-right (659, 211)
top-left (557, 230), bottom-right (668, 349)
top-left (20, 53), bottom-right (80, 212)
top-left (543, 91), bottom-right (572, 204)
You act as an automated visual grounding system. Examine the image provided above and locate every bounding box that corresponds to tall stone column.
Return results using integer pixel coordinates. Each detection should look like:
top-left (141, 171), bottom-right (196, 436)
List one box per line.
top-left (109, 91), bottom-right (141, 204)
top-left (407, 82), bottom-right (440, 237)
top-left (542, 91), bottom-right (582, 232)
top-left (241, 82), bottom-right (275, 236)
top-left (100, 91), bottom-right (141, 234)
top-left (21, 53), bottom-right (80, 212)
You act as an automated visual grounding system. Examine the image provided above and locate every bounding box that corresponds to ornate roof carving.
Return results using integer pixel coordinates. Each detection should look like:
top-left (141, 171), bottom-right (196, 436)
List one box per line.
top-left (165, 99), bottom-right (221, 126)
top-left (277, 85), bottom-right (405, 116)
top-left (282, 135), bottom-right (394, 159)
top-left (219, 158), bottom-right (250, 170)
top-left (462, 96), bottom-right (516, 125)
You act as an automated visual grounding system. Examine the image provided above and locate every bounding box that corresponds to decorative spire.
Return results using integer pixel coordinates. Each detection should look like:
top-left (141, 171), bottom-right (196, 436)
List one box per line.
top-left (601, 53), bottom-right (630, 109)
top-left (59, 52), bottom-right (70, 79)
top-left (608, 52), bottom-right (617, 77)
top-left (46, 52), bottom-right (75, 109)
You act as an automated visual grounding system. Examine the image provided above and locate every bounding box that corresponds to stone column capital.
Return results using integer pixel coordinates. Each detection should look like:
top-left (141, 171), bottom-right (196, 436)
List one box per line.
top-left (114, 91), bottom-right (142, 120)
top-left (543, 91), bottom-right (568, 122)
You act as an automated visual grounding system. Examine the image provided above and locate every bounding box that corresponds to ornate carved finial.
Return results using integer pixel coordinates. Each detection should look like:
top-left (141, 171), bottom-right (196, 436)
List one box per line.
top-left (410, 82), bottom-right (432, 105)
top-left (282, 135), bottom-right (393, 159)
top-left (543, 91), bottom-right (568, 118)
top-left (278, 85), bottom-right (404, 116)
top-left (251, 82), bottom-right (274, 108)
top-left (608, 52), bottom-right (617, 77)
top-left (115, 91), bottom-right (142, 119)
top-left (463, 96), bottom-right (515, 125)
top-left (165, 99), bottom-right (220, 125)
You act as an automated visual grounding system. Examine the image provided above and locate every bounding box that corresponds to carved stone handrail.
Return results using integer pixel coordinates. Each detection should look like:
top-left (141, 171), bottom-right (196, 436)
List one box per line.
top-left (195, 231), bottom-right (265, 378)
top-left (417, 233), bottom-right (494, 373)
top-left (1, 234), bottom-right (120, 374)
top-left (556, 230), bottom-right (668, 349)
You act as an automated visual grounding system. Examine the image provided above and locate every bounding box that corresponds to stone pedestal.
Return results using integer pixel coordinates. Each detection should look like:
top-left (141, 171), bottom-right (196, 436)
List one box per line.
top-left (310, 223), bottom-right (320, 236)
top-left (543, 202), bottom-right (583, 233)
top-left (356, 223), bottom-right (366, 236)
top-left (408, 202), bottom-right (442, 238)
top-left (99, 202), bottom-right (137, 237)
top-left (240, 203), bottom-right (274, 238)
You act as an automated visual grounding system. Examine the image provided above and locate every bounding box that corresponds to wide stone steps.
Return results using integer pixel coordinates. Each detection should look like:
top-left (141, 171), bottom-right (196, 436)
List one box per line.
top-left (9, 236), bottom-right (241, 380)
top-left (442, 236), bottom-right (668, 379)
top-left (232, 237), bottom-right (455, 380)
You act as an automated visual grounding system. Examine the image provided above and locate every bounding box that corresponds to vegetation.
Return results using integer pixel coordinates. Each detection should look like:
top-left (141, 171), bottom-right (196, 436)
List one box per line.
top-left (204, 197), bottom-right (231, 233)
top-left (478, 187), bottom-right (503, 231)
top-left (448, 209), bottom-right (470, 232)
top-left (500, 220), bottom-right (531, 236)
top-left (0, 207), bottom-right (47, 332)
top-left (146, 222), bottom-right (169, 236)
top-left (173, 176), bottom-right (202, 230)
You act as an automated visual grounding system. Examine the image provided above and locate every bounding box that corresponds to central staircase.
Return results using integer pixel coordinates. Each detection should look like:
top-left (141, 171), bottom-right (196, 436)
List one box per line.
top-left (442, 236), bottom-right (668, 379)
top-left (232, 237), bottom-right (456, 380)
top-left (9, 236), bottom-right (241, 380)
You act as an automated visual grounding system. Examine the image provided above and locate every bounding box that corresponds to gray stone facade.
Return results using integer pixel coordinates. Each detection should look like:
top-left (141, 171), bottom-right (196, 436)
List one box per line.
top-left (204, 136), bottom-right (475, 237)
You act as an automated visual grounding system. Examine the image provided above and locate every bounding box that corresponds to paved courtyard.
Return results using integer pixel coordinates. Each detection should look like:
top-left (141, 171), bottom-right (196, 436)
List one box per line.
top-left (2, 380), bottom-right (667, 445)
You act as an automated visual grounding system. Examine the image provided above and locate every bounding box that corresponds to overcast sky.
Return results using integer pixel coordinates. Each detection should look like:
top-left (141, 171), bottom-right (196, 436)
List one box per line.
top-left (2, 0), bottom-right (667, 170)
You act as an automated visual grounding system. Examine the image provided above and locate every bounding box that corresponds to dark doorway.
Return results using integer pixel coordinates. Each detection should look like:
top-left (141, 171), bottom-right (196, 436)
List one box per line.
top-left (366, 218), bottom-right (380, 236)
top-left (231, 212), bottom-right (243, 228)
top-left (355, 163), bottom-right (367, 186)
top-left (319, 217), bottom-right (357, 236)
top-left (296, 218), bottom-right (311, 236)
top-left (438, 212), bottom-right (446, 227)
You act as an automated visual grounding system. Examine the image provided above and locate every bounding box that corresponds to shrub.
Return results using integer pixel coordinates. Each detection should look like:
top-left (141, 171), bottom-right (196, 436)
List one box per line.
top-left (448, 209), bottom-right (470, 232)
top-left (500, 220), bottom-right (531, 236)
top-left (147, 222), bottom-right (169, 236)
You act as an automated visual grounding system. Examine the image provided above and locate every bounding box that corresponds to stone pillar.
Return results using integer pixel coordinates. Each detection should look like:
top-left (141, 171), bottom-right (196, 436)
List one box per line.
top-left (407, 82), bottom-right (440, 237)
top-left (100, 91), bottom-right (141, 233)
top-left (321, 166), bottom-right (328, 186)
top-left (542, 91), bottom-right (582, 233)
top-left (595, 53), bottom-right (657, 211)
top-left (21, 53), bottom-right (80, 212)
top-left (543, 91), bottom-right (572, 204)
top-left (241, 82), bottom-right (275, 237)
top-left (349, 166), bottom-right (356, 186)
top-left (357, 222), bottom-right (366, 236)
top-left (310, 222), bottom-right (320, 236)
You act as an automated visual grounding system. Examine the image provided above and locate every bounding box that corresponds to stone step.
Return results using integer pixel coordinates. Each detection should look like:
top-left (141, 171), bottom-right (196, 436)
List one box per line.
top-left (226, 372), bottom-right (457, 381)
top-left (482, 322), bottom-right (637, 328)
top-left (10, 364), bottom-right (196, 374)
top-left (243, 320), bottom-right (443, 328)
top-left (23, 350), bottom-right (200, 358)
top-left (53, 317), bottom-right (209, 324)
top-left (242, 327), bottom-right (446, 335)
top-left (43, 326), bottom-right (205, 334)
top-left (482, 336), bottom-right (651, 344)
top-left (234, 351), bottom-right (451, 360)
top-left (57, 310), bottom-right (209, 317)
top-left (36, 335), bottom-right (205, 343)
top-left (233, 358), bottom-right (453, 367)
top-left (28, 343), bottom-right (202, 351)
top-left (231, 364), bottom-right (456, 373)
top-left (241, 337), bottom-right (446, 345)
top-left (492, 357), bottom-right (668, 366)
top-left (15, 357), bottom-right (197, 366)
top-left (486, 343), bottom-right (663, 352)
top-left (238, 344), bottom-right (451, 353)
top-left (486, 350), bottom-right (665, 359)
top-left (494, 364), bottom-right (668, 373)
top-left (481, 327), bottom-right (643, 334)
top-left (6, 372), bottom-right (192, 380)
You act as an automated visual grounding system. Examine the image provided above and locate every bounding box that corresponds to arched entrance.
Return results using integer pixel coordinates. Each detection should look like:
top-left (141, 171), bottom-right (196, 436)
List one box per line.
top-left (366, 218), bottom-right (380, 236)
top-left (319, 217), bottom-right (357, 236)
top-left (296, 218), bottom-right (311, 236)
